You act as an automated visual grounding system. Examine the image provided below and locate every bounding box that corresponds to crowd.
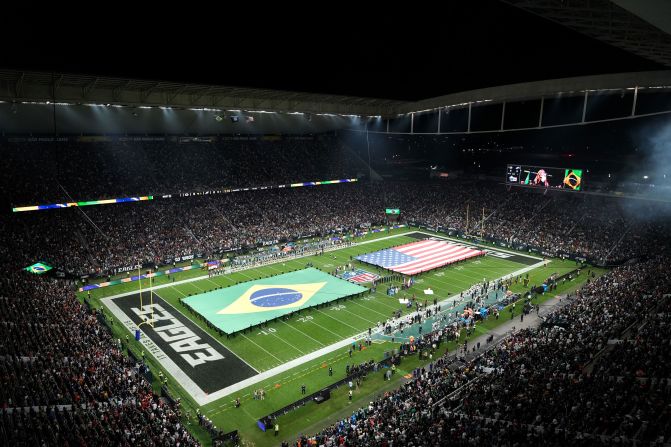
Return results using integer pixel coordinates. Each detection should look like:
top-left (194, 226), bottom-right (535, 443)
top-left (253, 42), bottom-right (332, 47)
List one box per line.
top-left (591, 289), bottom-right (671, 381)
top-left (4, 180), bottom-right (670, 278)
top-left (1, 137), bottom-right (671, 446)
top-left (0, 272), bottom-right (198, 446)
top-left (0, 135), bottom-right (365, 206)
top-left (290, 257), bottom-right (671, 446)
top-left (2, 138), bottom-right (670, 279)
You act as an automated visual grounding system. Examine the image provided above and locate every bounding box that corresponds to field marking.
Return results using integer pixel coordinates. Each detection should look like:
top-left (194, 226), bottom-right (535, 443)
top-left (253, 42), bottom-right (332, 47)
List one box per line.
top-left (363, 295), bottom-right (399, 311)
top-left (278, 319), bottom-right (326, 347)
top-left (313, 308), bottom-right (362, 332)
top-left (347, 299), bottom-right (393, 320)
top-left (305, 317), bottom-right (351, 339)
top-left (169, 285), bottom-right (188, 297)
top-left (239, 332), bottom-right (285, 363)
top-left (190, 281), bottom-right (207, 293)
top-left (333, 305), bottom-right (377, 325)
top-left (105, 288), bottom-right (261, 376)
top-left (269, 331), bottom-right (306, 355)
top-left (204, 277), bottom-right (223, 289)
top-left (418, 258), bottom-right (515, 290)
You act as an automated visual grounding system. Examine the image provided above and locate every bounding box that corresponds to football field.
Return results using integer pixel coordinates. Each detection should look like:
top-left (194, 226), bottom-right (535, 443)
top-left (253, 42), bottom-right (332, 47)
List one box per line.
top-left (83, 228), bottom-right (593, 446)
top-left (96, 229), bottom-right (549, 375)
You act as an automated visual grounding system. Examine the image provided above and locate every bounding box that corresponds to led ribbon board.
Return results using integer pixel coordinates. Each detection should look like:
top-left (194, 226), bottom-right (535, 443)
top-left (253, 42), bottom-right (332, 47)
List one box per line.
top-left (13, 196), bottom-right (153, 212)
top-left (79, 263), bottom-right (206, 292)
top-left (13, 178), bottom-right (358, 212)
top-left (289, 178), bottom-right (357, 187)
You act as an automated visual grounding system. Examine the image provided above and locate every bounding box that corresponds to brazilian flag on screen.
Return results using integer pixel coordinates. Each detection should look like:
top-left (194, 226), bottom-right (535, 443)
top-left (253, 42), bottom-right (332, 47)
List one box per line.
top-left (24, 262), bottom-right (53, 274)
top-left (563, 169), bottom-right (583, 191)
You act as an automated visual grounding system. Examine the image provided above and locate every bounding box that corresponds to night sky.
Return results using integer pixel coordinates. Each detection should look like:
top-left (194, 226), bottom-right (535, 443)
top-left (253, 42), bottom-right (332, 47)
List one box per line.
top-left (3, 1), bottom-right (662, 101)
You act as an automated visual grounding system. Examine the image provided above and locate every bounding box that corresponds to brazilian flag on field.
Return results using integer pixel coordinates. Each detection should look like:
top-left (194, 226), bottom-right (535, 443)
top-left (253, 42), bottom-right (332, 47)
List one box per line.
top-left (24, 262), bottom-right (53, 274)
top-left (183, 268), bottom-right (367, 333)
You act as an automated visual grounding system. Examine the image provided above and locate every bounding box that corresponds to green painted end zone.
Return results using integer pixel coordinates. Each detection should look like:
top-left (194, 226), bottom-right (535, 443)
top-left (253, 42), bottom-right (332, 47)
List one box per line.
top-left (183, 268), bottom-right (367, 333)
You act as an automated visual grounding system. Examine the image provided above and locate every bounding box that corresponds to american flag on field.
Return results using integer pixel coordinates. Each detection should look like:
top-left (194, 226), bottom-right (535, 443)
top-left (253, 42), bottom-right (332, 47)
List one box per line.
top-left (356, 239), bottom-right (484, 275)
top-left (339, 268), bottom-right (380, 283)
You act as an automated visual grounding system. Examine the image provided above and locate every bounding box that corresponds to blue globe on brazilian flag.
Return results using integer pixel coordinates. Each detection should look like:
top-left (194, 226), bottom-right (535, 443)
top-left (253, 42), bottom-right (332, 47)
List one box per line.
top-left (24, 262), bottom-right (53, 274)
top-left (183, 268), bottom-right (367, 333)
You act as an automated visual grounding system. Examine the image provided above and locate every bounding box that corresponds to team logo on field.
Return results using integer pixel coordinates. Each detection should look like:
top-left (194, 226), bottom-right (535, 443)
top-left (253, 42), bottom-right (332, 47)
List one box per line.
top-left (485, 250), bottom-right (513, 259)
top-left (217, 283), bottom-right (326, 314)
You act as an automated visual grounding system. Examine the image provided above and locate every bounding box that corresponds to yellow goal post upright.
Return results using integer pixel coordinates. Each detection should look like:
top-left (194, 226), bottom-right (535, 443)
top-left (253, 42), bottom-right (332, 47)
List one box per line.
top-left (464, 203), bottom-right (486, 240)
top-left (137, 265), bottom-right (155, 329)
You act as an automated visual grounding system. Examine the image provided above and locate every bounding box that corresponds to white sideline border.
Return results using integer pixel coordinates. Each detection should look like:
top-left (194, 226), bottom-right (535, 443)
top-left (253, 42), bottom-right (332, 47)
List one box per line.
top-left (101, 229), bottom-right (545, 405)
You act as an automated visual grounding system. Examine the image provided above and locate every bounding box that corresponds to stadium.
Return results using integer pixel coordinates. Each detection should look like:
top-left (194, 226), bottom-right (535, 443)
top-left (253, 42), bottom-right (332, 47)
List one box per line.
top-left (2, 2), bottom-right (671, 446)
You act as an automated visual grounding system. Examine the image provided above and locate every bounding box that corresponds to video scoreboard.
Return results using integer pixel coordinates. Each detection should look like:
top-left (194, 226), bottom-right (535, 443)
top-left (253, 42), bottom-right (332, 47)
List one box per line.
top-left (506, 165), bottom-right (583, 191)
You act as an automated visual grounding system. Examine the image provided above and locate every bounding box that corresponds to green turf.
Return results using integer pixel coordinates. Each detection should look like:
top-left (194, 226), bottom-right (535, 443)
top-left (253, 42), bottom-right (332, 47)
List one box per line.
top-left (149, 240), bottom-right (539, 371)
top-left (264, 266), bottom-right (609, 447)
top-left (78, 227), bottom-right (600, 446)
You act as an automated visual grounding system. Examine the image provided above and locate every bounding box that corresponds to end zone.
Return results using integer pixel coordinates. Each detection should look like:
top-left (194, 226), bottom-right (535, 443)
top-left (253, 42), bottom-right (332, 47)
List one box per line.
top-left (103, 291), bottom-right (257, 405)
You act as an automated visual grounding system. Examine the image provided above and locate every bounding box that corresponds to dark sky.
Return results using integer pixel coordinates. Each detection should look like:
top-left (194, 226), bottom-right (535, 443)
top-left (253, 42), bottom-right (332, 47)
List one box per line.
top-left (3, 1), bottom-right (662, 101)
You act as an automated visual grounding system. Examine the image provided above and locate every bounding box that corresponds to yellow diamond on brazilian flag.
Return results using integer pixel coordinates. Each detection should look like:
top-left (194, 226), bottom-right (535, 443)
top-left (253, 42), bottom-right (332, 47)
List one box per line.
top-left (217, 282), bottom-right (327, 314)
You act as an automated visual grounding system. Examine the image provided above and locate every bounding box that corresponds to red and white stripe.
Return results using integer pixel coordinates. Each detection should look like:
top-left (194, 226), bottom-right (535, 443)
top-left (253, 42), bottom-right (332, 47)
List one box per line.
top-left (391, 240), bottom-right (483, 275)
top-left (350, 272), bottom-right (378, 283)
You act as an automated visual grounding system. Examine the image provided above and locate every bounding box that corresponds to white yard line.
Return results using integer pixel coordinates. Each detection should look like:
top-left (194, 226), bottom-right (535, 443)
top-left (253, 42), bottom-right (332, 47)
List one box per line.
top-left (347, 299), bottom-right (393, 320)
top-left (278, 319), bottom-right (326, 347)
top-left (313, 308), bottom-right (362, 332)
top-left (305, 318), bottom-right (349, 339)
top-left (190, 282), bottom-right (207, 293)
top-left (269, 331), bottom-right (306, 355)
top-left (239, 332), bottom-right (285, 364)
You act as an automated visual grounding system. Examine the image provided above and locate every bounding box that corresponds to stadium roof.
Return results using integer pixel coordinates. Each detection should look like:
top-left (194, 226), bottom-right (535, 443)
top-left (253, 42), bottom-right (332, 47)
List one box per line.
top-left (1, 68), bottom-right (669, 119)
top-left (404, 69), bottom-right (671, 114)
top-left (0, 70), bottom-right (408, 117)
top-left (3, 1), bottom-right (666, 101)
top-left (503, 0), bottom-right (671, 67)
